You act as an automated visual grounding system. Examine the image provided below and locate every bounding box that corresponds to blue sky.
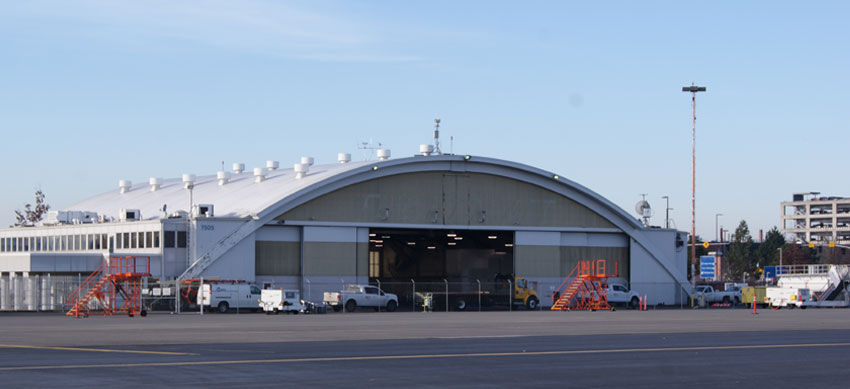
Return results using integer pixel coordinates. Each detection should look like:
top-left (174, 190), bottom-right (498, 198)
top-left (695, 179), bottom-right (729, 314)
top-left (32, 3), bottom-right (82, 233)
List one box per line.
top-left (1, 1), bottom-right (847, 240)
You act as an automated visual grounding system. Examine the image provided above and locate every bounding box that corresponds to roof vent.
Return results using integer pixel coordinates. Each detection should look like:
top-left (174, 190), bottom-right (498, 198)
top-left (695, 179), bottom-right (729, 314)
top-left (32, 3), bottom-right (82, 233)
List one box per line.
top-left (377, 149), bottom-right (391, 161)
top-left (294, 163), bottom-right (309, 179)
top-left (338, 153), bottom-right (351, 163)
top-left (253, 167), bottom-right (266, 182)
top-left (419, 144), bottom-right (434, 156)
top-left (266, 160), bottom-right (279, 171)
top-left (301, 156), bottom-right (314, 166)
top-left (233, 163), bottom-right (245, 174)
top-left (193, 204), bottom-right (214, 218)
top-left (217, 171), bottom-right (230, 186)
top-left (149, 177), bottom-right (162, 192)
top-left (119, 180), bottom-right (132, 194)
top-left (182, 174), bottom-right (196, 189)
top-left (119, 208), bottom-right (140, 222)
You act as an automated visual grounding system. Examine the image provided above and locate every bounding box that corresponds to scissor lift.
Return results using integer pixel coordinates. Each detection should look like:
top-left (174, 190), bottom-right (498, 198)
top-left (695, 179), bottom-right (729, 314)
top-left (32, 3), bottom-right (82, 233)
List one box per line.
top-left (66, 256), bottom-right (151, 318)
top-left (551, 259), bottom-right (617, 311)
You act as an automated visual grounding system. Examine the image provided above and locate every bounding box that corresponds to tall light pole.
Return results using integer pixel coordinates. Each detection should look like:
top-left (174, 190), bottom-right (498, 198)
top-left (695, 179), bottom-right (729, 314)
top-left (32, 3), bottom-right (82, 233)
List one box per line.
top-left (715, 213), bottom-right (723, 242)
top-left (683, 83), bottom-right (706, 298)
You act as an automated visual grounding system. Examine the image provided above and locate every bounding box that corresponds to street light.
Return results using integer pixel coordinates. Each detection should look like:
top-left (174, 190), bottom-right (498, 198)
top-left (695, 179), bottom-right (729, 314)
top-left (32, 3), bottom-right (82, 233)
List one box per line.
top-left (682, 83), bottom-right (707, 296)
top-left (715, 213), bottom-right (723, 242)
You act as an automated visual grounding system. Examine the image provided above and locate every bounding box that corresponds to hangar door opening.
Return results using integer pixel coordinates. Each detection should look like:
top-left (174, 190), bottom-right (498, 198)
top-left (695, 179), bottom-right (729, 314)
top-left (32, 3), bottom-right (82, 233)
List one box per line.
top-left (368, 228), bottom-right (515, 310)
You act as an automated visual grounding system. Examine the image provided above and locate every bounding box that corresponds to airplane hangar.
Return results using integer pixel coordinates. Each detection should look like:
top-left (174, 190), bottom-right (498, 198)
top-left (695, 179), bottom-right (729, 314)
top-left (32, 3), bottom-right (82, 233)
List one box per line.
top-left (0, 152), bottom-right (691, 308)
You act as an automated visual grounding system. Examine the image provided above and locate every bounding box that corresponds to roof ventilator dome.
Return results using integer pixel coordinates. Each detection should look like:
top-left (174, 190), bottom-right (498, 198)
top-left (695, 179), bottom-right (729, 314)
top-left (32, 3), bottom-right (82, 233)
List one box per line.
top-left (233, 163), bottom-right (245, 174)
top-left (419, 144), bottom-right (434, 156)
top-left (119, 180), bottom-right (132, 194)
top-left (217, 171), bottom-right (230, 186)
top-left (266, 160), bottom-right (279, 171)
top-left (301, 156), bottom-right (314, 166)
top-left (182, 174), bottom-right (196, 189)
top-left (254, 167), bottom-right (266, 183)
top-left (294, 163), bottom-right (308, 179)
top-left (338, 153), bottom-right (351, 163)
top-left (149, 177), bottom-right (162, 192)
top-left (377, 149), bottom-right (391, 160)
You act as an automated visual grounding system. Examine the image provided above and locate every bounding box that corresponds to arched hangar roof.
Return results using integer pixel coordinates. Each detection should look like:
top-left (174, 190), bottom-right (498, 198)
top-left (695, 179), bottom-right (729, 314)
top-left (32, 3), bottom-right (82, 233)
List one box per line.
top-left (67, 154), bottom-right (643, 231)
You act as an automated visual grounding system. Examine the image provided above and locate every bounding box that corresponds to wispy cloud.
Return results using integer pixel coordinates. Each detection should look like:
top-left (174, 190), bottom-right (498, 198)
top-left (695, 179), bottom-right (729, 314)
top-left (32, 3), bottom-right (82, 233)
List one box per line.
top-left (4, 0), bottom-right (423, 62)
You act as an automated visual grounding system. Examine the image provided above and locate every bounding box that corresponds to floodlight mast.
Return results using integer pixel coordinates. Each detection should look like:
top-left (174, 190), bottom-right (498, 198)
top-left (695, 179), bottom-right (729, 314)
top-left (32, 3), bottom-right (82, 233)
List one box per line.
top-left (682, 83), bottom-right (706, 301)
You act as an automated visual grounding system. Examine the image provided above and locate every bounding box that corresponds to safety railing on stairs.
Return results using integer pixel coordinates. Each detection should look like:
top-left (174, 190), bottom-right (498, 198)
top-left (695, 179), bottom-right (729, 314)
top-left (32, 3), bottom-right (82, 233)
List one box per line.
top-left (551, 259), bottom-right (618, 311)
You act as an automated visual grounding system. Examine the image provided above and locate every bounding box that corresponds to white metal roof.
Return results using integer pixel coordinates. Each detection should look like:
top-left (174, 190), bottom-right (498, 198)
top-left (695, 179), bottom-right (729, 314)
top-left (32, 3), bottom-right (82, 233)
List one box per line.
top-left (65, 161), bottom-right (373, 220)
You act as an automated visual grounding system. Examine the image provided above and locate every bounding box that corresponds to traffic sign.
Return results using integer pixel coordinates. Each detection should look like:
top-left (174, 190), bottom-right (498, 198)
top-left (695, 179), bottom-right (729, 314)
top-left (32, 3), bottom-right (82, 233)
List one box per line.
top-left (699, 255), bottom-right (716, 278)
top-left (702, 241), bottom-right (710, 249)
top-left (829, 242), bottom-right (835, 248)
top-left (808, 242), bottom-right (815, 248)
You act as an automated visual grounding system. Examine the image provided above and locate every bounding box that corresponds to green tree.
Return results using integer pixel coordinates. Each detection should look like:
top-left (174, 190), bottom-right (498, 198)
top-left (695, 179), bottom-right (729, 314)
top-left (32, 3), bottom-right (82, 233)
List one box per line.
top-left (725, 220), bottom-right (755, 280)
top-left (781, 244), bottom-right (816, 265)
top-left (756, 227), bottom-right (786, 267)
top-left (14, 189), bottom-right (50, 227)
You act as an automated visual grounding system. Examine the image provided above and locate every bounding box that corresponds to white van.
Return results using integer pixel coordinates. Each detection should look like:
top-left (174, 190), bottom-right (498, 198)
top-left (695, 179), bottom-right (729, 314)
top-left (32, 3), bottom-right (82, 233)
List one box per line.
top-left (199, 283), bottom-right (262, 313)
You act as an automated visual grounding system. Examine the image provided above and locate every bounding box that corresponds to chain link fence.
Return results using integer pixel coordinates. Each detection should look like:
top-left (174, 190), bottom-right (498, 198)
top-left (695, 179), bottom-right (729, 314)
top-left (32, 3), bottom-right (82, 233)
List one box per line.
top-left (0, 274), bottom-right (733, 313)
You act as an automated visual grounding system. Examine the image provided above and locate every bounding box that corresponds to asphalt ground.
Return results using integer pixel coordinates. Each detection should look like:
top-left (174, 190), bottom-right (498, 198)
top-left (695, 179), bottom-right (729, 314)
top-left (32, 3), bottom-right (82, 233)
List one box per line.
top-left (1, 309), bottom-right (849, 387)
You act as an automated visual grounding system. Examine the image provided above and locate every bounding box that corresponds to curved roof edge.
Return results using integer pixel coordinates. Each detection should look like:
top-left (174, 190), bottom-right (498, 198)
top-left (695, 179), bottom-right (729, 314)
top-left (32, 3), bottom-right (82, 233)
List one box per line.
top-left (255, 154), bottom-right (644, 231)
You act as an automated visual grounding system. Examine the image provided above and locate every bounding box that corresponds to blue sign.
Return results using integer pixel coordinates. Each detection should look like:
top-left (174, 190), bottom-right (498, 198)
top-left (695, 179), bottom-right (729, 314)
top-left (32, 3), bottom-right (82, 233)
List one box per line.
top-left (700, 256), bottom-right (716, 278)
top-left (764, 266), bottom-right (776, 279)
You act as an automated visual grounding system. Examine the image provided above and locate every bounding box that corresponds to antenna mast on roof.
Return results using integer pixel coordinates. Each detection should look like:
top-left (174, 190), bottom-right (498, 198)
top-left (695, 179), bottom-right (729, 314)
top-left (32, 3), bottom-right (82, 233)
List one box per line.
top-left (357, 139), bottom-right (382, 161)
top-left (433, 118), bottom-right (442, 155)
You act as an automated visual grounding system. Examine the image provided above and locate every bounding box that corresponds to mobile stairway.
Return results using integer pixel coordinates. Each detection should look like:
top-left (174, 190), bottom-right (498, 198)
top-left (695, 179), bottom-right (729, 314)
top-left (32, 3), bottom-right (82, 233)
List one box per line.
top-left (66, 256), bottom-right (151, 318)
top-left (773, 264), bottom-right (850, 308)
top-left (551, 259), bottom-right (618, 311)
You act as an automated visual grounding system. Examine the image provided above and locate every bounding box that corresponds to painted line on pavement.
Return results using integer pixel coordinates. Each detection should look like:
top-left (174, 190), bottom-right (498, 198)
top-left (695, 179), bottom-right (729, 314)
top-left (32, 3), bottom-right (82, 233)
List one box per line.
top-left (0, 344), bottom-right (197, 356)
top-left (1, 342), bottom-right (849, 371)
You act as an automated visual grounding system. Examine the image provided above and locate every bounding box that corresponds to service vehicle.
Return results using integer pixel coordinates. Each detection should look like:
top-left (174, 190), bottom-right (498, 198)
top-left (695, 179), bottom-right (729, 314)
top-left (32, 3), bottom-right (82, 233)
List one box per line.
top-left (259, 289), bottom-right (306, 314)
top-left (766, 287), bottom-right (810, 308)
top-left (606, 279), bottom-right (641, 309)
top-left (693, 285), bottom-right (741, 305)
top-left (512, 277), bottom-right (540, 309)
top-left (198, 283), bottom-right (263, 313)
top-left (323, 285), bottom-right (398, 312)
top-left (741, 286), bottom-right (768, 308)
top-left (430, 276), bottom-right (539, 311)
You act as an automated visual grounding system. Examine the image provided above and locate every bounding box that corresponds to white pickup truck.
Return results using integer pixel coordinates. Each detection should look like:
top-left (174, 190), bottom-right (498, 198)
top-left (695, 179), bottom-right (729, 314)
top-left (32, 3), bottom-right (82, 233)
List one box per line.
top-left (693, 285), bottom-right (742, 305)
top-left (607, 280), bottom-right (641, 309)
top-left (323, 285), bottom-right (398, 312)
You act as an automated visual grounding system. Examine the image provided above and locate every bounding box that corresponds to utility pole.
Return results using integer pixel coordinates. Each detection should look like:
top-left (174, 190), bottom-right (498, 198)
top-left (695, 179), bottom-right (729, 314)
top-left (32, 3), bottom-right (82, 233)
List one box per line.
top-left (662, 196), bottom-right (672, 229)
top-left (682, 83), bottom-right (706, 303)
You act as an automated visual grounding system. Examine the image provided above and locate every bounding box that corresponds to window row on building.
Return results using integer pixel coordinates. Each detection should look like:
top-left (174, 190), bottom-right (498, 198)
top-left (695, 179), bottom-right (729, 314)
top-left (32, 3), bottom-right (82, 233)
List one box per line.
top-left (0, 233), bottom-right (112, 253)
top-left (0, 230), bottom-right (188, 253)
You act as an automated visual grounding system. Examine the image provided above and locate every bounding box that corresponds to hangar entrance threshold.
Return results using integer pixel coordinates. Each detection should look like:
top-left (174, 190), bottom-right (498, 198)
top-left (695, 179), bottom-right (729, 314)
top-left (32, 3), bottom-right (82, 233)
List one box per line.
top-left (368, 228), bottom-right (515, 311)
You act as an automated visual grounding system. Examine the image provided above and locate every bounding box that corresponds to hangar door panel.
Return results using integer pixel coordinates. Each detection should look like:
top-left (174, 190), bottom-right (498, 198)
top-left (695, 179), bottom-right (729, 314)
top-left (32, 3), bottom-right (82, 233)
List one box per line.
top-left (441, 174), bottom-right (470, 225)
top-left (255, 241), bottom-right (300, 276)
top-left (278, 172), bottom-right (616, 228)
top-left (560, 246), bottom-right (629, 279)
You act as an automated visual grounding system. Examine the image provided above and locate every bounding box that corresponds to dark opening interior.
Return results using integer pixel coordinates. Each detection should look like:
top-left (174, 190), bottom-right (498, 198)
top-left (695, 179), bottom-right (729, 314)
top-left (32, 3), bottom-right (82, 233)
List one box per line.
top-left (368, 228), bottom-right (514, 282)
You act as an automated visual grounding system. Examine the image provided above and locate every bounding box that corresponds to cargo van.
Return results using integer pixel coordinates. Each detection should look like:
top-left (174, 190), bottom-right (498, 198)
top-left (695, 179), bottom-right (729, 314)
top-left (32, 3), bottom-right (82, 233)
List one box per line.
top-left (198, 283), bottom-right (262, 313)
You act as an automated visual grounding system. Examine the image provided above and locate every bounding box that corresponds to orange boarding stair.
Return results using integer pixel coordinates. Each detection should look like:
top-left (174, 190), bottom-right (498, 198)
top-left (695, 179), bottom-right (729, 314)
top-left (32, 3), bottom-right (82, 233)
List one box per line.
top-left (551, 259), bottom-right (618, 311)
top-left (66, 256), bottom-right (151, 318)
